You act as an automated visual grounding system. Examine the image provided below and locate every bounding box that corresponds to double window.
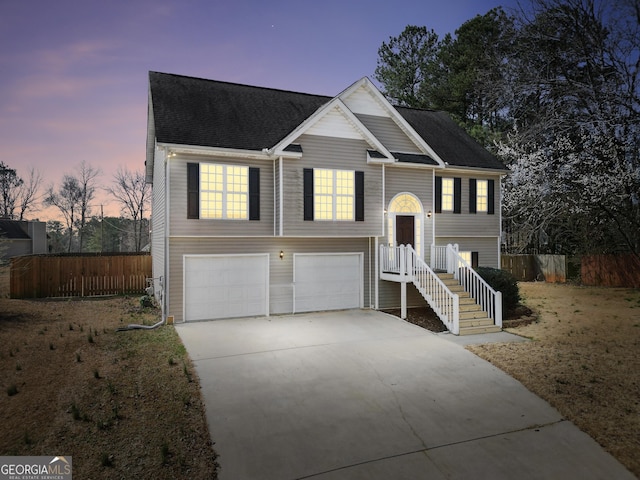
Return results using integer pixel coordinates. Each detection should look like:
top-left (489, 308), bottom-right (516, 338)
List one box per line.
top-left (304, 168), bottom-right (364, 221)
top-left (187, 163), bottom-right (260, 220)
top-left (435, 176), bottom-right (494, 215)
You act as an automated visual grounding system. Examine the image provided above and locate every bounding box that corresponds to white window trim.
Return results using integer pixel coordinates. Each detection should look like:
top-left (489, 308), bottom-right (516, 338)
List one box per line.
top-left (476, 179), bottom-right (488, 213)
top-left (442, 177), bottom-right (454, 212)
top-left (314, 168), bottom-right (355, 221)
top-left (200, 163), bottom-right (249, 220)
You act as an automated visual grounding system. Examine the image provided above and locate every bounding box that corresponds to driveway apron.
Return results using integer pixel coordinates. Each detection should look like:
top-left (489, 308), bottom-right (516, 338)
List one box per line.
top-left (176, 309), bottom-right (634, 480)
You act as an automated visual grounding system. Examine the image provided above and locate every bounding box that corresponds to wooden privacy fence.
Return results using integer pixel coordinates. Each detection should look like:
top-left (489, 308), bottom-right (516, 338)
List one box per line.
top-left (10, 253), bottom-right (152, 299)
top-left (501, 254), bottom-right (566, 283)
top-left (581, 254), bottom-right (640, 288)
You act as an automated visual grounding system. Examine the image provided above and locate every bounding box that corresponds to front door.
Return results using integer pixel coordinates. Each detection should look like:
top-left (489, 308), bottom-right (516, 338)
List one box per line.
top-left (396, 215), bottom-right (415, 248)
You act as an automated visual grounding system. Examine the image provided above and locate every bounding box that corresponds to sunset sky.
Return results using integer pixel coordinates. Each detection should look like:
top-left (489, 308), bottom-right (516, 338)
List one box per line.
top-left (1, 0), bottom-right (521, 219)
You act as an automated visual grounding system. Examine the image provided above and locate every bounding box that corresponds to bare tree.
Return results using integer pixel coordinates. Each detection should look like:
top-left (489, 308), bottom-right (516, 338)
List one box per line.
top-left (106, 167), bottom-right (150, 252)
top-left (76, 161), bottom-right (101, 252)
top-left (44, 175), bottom-right (82, 252)
top-left (0, 162), bottom-right (41, 220)
top-left (16, 167), bottom-right (42, 221)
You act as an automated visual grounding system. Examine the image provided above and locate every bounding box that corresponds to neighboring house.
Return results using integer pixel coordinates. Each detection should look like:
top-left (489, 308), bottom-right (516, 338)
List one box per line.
top-left (0, 219), bottom-right (47, 262)
top-left (146, 72), bottom-right (508, 334)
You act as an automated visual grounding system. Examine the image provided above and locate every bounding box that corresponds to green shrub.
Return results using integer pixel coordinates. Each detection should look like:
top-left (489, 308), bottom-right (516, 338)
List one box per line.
top-left (475, 267), bottom-right (521, 314)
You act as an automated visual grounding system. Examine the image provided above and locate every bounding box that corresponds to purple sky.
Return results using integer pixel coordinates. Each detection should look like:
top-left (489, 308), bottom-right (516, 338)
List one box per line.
top-left (1, 0), bottom-right (521, 219)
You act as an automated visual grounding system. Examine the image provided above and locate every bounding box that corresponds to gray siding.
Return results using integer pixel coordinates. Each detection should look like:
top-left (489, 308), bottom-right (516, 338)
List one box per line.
top-left (283, 135), bottom-right (384, 237)
top-left (434, 173), bottom-right (501, 237)
top-left (383, 166), bottom-right (434, 260)
top-left (150, 146), bottom-right (166, 306)
top-left (384, 167), bottom-right (433, 212)
top-left (356, 114), bottom-right (421, 153)
top-left (167, 237), bottom-right (372, 322)
top-left (169, 154), bottom-right (275, 237)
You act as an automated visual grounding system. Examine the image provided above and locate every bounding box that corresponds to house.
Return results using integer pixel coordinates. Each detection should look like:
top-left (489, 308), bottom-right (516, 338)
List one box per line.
top-left (0, 219), bottom-right (47, 262)
top-left (146, 72), bottom-right (508, 334)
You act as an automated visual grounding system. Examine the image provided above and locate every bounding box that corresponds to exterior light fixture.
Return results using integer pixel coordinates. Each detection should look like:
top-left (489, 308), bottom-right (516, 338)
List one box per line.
top-left (279, 250), bottom-right (284, 260)
top-left (427, 210), bottom-right (432, 218)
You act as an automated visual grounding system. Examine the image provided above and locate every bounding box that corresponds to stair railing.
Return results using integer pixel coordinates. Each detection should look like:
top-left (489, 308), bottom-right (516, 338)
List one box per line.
top-left (380, 244), bottom-right (459, 334)
top-left (445, 244), bottom-right (502, 328)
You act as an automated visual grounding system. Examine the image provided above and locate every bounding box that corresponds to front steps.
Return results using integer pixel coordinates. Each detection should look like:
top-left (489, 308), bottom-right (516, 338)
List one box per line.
top-left (437, 273), bottom-right (501, 336)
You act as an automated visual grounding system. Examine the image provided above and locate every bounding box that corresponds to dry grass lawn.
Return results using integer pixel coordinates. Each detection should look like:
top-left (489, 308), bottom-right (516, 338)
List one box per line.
top-left (468, 282), bottom-right (640, 478)
top-left (0, 291), bottom-right (218, 479)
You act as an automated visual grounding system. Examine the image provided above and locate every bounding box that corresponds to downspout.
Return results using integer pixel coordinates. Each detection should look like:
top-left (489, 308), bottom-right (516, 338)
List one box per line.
top-left (273, 160), bottom-right (277, 236)
top-left (431, 169), bottom-right (436, 248)
top-left (163, 147), bottom-right (170, 323)
top-left (279, 156), bottom-right (284, 237)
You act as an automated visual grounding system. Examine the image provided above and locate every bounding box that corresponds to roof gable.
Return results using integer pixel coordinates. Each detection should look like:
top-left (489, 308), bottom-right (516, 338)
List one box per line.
top-left (271, 98), bottom-right (392, 159)
top-left (338, 78), bottom-right (446, 167)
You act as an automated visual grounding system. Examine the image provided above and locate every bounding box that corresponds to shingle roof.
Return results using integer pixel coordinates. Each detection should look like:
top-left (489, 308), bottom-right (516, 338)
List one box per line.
top-left (0, 220), bottom-right (30, 239)
top-left (149, 72), bottom-right (506, 171)
top-left (396, 107), bottom-right (506, 170)
top-left (392, 151), bottom-right (438, 166)
top-left (149, 72), bottom-right (328, 150)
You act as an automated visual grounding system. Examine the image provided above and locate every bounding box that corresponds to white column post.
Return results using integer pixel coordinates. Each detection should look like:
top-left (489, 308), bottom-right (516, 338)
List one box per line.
top-left (401, 281), bottom-right (407, 319)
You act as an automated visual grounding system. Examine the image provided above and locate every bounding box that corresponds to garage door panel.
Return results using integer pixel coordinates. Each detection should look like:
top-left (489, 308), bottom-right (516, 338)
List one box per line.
top-left (184, 254), bottom-right (269, 321)
top-left (294, 253), bottom-right (362, 313)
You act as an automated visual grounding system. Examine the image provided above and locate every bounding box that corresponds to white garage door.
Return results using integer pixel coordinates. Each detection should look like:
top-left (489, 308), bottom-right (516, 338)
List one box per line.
top-left (184, 254), bottom-right (269, 321)
top-left (294, 253), bottom-right (362, 313)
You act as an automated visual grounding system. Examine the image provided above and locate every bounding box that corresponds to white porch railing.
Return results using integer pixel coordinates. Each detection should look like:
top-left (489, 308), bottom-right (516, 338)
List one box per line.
top-left (445, 244), bottom-right (502, 328)
top-left (430, 244), bottom-right (450, 271)
top-left (380, 244), bottom-right (460, 334)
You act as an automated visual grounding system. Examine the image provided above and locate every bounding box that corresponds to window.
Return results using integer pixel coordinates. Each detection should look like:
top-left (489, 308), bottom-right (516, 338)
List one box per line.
top-left (187, 163), bottom-right (260, 220)
top-left (476, 179), bottom-right (488, 213)
top-left (435, 176), bottom-right (461, 214)
top-left (457, 251), bottom-right (478, 268)
top-left (469, 178), bottom-right (495, 215)
top-left (441, 178), bottom-right (454, 212)
top-left (304, 168), bottom-right (364, 221)
top-left (200, 164), bottom-right (248, 219)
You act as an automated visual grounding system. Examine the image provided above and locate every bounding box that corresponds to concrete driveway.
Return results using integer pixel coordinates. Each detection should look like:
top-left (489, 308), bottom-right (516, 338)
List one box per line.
top-left (176, 310), bottom-right (634, 480)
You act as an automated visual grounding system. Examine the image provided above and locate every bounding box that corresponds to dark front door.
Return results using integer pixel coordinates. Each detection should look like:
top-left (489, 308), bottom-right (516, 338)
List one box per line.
top-left (396, 215), bottom-right (415, 247)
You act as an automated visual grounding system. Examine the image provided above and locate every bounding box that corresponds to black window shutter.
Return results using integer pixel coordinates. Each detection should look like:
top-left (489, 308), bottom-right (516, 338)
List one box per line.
top-left (187, 163), bottom-right (199, 219)
top-left (303, 168), bottom-right (314, 221)
top-left (487, 179), bottom-right (495, 215)
top-left (453, 177), bottom-right (462, 214)
top-left (469, 179), bottom-right (477, 214)
top-left (471, 252), bottom-right (479, 269)
top-left (434, 176), bottom-right (442, 213)
top-left (249, 167), bottom-right (260, 220)
top-left (355, 171), bottom-right (364, 221)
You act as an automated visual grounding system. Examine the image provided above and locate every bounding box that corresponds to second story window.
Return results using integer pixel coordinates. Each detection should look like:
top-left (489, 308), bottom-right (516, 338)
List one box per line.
top-left (314, 168), bottom-right (354, 221)
top-left (187, 162), bottom-right (259, 221)
top-left (435, 176), bottom-right (461, 214)
top-left (304, 168), bottom-right (364, 222)
top-left (441, 178), bottom-right (454, 212)
top-left (476, 179), bottom-right (488, 213)
top-left (469, 178), bottom-right (494, 215)
top-left (201, 164), bottom-right (248, 219)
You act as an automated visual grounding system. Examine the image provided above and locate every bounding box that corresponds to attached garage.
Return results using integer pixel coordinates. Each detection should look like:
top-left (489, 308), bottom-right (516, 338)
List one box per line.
top-left (183, 254), bottom-right (269, 321)
top-left (293, 253), bottom-right (363, 313)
